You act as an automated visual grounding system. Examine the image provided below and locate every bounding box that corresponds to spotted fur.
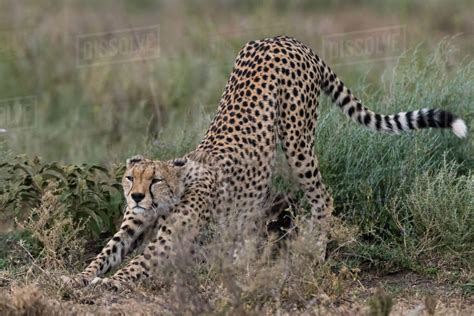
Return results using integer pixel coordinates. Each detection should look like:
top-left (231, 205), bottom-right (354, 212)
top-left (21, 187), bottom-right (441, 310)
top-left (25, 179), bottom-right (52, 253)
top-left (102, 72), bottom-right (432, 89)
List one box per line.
top-left (72, 36), bottom-right (466, 289)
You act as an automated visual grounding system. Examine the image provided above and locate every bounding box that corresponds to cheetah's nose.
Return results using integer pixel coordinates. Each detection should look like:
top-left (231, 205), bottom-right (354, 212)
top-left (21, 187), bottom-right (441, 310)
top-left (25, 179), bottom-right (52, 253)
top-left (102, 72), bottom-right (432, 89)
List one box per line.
top-left (131, 192), bottom-right (145, 203)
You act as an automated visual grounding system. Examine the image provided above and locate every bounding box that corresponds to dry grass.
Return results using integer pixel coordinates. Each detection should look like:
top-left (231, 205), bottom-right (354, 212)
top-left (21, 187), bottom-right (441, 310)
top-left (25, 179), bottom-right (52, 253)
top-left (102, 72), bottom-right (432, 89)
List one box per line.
top-left (1, 199), bottom-right (472, 315)
top-left (17, 182), bottom-right (87, 271)
top-left (0, 271), bottom-right (471, 315)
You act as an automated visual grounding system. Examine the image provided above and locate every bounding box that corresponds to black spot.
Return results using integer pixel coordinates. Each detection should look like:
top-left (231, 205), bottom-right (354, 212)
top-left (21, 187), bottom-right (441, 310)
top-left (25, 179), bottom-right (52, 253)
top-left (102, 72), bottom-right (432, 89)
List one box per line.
top-left (126, 227), bottom-right (135, 237)
top-left (364, 113), bottom-right (371, 126)
top-left (340, 95), bottom-right (351, 107)
top-left (132, 219), bottom-right (143, 226)
top-left (333, 84), bottom-right (343, 102)
top-left (348, 106), bottom-right (355, 117)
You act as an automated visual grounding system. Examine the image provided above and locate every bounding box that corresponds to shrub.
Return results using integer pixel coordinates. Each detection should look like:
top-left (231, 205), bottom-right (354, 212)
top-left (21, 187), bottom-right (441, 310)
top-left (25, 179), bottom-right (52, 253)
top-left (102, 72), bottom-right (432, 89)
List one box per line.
top-left (389, 162), bottom-right (473, 265)
top-left (19, 181), bottom-right (87, 270)
top-left (0, 155), bottom-right (124, 238)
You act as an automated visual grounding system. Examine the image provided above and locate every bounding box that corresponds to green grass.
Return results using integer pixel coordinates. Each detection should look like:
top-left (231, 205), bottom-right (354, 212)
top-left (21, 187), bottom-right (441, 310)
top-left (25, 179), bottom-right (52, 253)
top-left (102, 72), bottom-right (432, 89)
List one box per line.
top-left (310, 42), bottom-right (473, 275)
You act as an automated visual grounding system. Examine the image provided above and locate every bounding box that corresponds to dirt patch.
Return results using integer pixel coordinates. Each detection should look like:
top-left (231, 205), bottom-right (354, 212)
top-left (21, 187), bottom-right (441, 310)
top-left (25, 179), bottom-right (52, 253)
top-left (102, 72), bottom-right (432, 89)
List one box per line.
top-left (0, 271), bottom-right (471, 315)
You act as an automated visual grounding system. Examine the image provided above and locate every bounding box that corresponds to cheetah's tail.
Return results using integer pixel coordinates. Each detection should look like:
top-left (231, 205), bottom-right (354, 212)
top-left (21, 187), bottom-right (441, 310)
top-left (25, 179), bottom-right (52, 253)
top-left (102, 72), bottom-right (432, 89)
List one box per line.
top-left (320, 64), bottom-right (467, 138)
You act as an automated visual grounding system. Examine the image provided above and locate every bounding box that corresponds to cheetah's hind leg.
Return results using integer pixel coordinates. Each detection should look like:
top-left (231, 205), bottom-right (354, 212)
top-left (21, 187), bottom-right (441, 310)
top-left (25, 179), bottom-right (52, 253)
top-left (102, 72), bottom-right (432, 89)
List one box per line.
top-left (278, 113), bottom-right (333, 261)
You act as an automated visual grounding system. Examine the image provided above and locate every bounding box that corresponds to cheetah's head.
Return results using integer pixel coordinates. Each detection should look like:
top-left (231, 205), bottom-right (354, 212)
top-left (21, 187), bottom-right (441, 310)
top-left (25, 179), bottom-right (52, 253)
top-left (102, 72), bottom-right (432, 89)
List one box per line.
top-left (123, 155), bottom-right (186, 215)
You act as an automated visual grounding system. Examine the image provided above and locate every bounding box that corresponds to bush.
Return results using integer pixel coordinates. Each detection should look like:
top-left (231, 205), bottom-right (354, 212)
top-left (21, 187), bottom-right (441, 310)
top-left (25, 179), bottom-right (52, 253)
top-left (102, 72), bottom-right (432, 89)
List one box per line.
top-left (0, 155), bottom-right (125, 238)
top-left (20, 181), bottom-right (87, 270)
top-left (389, 162), bottom-right (473, 265)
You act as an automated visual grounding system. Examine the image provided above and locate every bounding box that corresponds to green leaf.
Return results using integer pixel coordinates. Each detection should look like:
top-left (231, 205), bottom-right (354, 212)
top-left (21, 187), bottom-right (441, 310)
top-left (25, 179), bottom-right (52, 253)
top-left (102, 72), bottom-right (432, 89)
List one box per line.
top-left (31, 174), bottom-right (44, 190)
top-left (89, 165), bottom-right (109, 174)
top-left (12, 164), bottom-right (33, 176)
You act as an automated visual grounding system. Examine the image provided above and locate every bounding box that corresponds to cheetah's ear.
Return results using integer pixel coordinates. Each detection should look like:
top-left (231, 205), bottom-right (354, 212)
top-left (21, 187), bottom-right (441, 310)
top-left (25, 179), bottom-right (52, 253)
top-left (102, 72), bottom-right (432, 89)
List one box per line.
top-left (172, 158), bottom-right (187, 167)
top-left (170, 158), bottom-right (188, 179)
top-left (126, 155), bottom-right (145, 168)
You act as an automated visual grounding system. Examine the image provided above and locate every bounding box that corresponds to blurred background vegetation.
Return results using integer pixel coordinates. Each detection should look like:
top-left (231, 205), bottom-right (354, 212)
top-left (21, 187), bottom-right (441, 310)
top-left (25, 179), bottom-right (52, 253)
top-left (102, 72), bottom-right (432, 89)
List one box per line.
top-left (0, 0), bottom-right (472, 163)
top-left (0, 0), bottom-right (472, 282)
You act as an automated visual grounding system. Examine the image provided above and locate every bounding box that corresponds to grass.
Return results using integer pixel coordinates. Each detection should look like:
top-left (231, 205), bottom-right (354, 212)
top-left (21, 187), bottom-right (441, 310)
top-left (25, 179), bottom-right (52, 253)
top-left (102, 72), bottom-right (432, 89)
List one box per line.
top-left (0, 1), bottom-right (473, 314)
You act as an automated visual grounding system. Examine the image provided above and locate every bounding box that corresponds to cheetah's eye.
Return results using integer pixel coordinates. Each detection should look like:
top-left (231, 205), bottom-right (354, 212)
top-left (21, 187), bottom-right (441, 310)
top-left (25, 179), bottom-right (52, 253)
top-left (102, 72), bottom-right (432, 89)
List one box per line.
top-left (151, 178), bottom-right (163, 184)
top-left (126, 176), bottom-right (134, 182)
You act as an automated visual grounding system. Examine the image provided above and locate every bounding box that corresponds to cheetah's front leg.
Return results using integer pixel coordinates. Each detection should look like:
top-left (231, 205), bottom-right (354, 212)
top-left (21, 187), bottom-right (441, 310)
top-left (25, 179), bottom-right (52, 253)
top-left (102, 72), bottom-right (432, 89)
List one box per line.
top-left (72, 207), bottom-right (158, 286)
top-left (97, 188), bottom-right (212, 289)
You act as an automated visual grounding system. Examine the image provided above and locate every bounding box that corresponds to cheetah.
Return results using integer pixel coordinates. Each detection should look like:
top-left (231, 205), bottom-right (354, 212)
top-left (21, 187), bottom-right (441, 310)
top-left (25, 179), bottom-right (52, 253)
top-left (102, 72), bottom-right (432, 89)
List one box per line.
top-left (69, 36), bottom-right (466, 290)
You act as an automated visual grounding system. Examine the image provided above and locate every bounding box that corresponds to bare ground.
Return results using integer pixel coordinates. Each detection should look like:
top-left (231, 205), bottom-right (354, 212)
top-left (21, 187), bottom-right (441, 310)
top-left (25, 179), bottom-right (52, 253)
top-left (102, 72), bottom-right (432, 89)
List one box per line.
top-left (0, 270), bottom-right (471, 315)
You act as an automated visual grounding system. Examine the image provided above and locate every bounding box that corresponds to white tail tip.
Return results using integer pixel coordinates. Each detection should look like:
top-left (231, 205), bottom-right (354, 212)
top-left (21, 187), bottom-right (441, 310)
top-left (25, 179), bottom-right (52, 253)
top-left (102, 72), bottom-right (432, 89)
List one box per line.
top-left (452, 119), bottom-right (467, 138)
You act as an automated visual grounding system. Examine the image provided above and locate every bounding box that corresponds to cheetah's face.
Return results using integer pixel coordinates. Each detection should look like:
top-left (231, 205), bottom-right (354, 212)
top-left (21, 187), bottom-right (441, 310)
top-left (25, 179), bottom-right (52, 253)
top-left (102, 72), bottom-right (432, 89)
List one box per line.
top-left (123, 155), bottom-right (183, 215)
